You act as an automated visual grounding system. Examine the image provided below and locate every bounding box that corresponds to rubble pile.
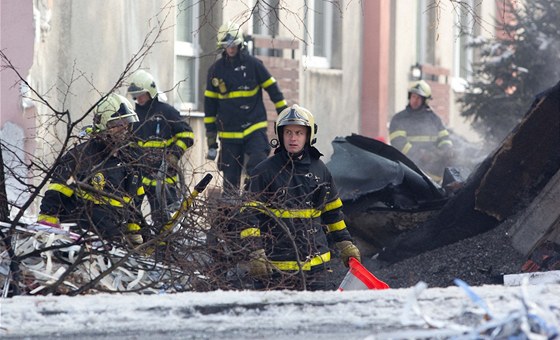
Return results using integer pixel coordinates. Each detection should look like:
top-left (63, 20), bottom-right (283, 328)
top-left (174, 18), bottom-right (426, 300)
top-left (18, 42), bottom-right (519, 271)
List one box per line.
top-left (0, 230), bottom-right (186, 296)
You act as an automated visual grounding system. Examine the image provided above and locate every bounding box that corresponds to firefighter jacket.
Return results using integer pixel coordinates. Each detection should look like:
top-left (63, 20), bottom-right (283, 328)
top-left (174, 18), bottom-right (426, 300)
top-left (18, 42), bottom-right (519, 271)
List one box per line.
top-left (39, 138), bottom-right (145, 236)
top-left (133, 97), bottom-right (194, 186)
top-left (204, 49), bottom-right (288, 143)
top-left (389, 104), bottom-right (453, 157)
top-left (241, 146), bottom-right (354, 273)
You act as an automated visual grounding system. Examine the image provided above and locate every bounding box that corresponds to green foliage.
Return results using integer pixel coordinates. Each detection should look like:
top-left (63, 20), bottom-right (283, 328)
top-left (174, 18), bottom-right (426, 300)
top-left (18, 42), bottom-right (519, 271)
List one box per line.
top-left (458, 0), bottom-right (560, 144)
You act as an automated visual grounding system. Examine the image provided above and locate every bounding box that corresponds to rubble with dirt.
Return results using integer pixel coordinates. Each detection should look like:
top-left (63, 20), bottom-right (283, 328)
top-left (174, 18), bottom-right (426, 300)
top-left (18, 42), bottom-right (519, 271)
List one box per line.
top-left (328, 81), bottom-right (560, 290)
top-left (359, 219), bottom-right (528, 289)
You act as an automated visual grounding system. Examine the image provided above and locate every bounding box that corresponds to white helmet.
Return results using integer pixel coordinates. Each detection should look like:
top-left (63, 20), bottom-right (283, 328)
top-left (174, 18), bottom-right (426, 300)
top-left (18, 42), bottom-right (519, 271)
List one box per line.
top-left (93, 93), bottom-right (139, 132)
top-left (127, 70), bottom-right (158, 99)
top-left (217, 21), bottom-right (244, 48)
top-left (408, 80), bottom-right (432, 99)
top-left (275, 104), bottom-right (317, 146)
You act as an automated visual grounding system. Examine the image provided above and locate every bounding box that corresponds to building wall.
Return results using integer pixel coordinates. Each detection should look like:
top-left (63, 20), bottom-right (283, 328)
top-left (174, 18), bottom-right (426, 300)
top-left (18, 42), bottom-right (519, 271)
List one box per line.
top-left (0, 0), bottom-right (35, 142)
top-left (27, 1), bottom-right (212, 189)
top-left (0, 0), bottom-right (36, 208)
top-left (2, 1), bottom-right (502, 206)
top-left (30, 1), bottom-right (176, 156)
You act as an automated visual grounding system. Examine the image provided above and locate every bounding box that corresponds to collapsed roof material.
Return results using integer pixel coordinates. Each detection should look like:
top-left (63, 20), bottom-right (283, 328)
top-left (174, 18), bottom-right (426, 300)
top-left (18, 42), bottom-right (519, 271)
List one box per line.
top-left (378, 80), bottom-right (560, 264)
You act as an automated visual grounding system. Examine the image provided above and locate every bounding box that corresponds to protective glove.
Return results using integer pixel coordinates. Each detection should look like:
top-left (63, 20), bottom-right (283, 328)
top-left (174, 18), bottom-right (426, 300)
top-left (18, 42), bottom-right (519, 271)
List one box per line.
top-left (126, 223), bottom-right (144, 245)
top-left (207, 148), bottom-right (218, 161)
top-left (36, 214), bottom-right (61, 229)
top-left (248, 249), bottom-right (273, 278)
top-left (336, 240), bottom-right (361, 267)
top-left (166, 153), bottom-right (180, 170)
top-left (276, 105), bottom-right (288, 114)
top-left (206, 131), bottom-right (218, 160)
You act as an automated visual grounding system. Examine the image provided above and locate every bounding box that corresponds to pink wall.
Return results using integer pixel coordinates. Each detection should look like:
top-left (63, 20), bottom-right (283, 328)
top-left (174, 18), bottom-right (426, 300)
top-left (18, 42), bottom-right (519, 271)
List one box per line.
top-left (0, 0), bottom-right (35, 131)
top-left (360, 0), bottom-right (390, 140)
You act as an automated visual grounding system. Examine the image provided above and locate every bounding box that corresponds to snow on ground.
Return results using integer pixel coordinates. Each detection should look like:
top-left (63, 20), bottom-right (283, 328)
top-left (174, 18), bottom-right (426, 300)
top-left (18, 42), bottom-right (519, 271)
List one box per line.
top-left (1, 282), bottom-right (560, 339)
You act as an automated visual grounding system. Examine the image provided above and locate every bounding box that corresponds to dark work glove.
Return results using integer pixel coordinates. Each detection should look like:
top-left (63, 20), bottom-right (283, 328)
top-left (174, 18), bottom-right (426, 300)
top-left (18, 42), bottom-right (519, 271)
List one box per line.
top-left (276, 105), bottom-right (288, 114)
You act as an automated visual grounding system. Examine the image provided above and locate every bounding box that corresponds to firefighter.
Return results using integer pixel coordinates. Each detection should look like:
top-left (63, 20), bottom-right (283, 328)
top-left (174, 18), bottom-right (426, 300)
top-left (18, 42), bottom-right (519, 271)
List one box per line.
top-left (239, 104), bottom-right (360, 291)
top-left (204, 21), bottom-right (288, 197)
top-left (127, 70), bottom-right (195, 231)
top-left (389, 80), bottom-right (454, 181)
top-left (37, 93), bottom-right (145, 245)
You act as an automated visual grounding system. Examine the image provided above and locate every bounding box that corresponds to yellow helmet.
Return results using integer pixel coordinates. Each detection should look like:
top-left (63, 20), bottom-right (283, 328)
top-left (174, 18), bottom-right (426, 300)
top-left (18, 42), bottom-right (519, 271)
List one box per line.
top-left (276, 104), bottom-right (317, 146)
top-left (93, 93), bottom-right (139, 132)
top-left (127, 70), bottom-right (158, 99)
top-left (408, 80), bottom-right (432, 99)
top-left (217, 21), bottom-right (244, 48)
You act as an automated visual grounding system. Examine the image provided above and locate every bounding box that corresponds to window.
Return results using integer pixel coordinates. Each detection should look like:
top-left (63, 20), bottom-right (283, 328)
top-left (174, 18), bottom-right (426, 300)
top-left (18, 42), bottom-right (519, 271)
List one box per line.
top-left (175, 0), bottom-right (199, 112)
top-left (417, 0), bottom-right (437, 66)
top-left (454, 0), bottom-right (479, 84)
top-left (304, 0), bottom-right (341, 69)
top-left (252, 0), bottom-right (280, 56)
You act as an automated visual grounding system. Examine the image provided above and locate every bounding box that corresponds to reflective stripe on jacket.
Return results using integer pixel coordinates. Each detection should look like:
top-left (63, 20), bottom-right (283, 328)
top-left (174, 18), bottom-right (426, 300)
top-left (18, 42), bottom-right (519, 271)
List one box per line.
top-left (389, 104), bottom-right (453, 155)
top-left (39, 138), bottom-right (144, 229)
top-left (133, 97), bottom-right (194, 181)
top-left (204, 49), bottom-right (287, 141)
top-left (241, 147), bottom-right (353, 272)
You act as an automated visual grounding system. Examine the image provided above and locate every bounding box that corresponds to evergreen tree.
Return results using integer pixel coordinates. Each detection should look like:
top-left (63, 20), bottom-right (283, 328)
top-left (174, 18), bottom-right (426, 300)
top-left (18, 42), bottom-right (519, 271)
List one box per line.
top-left (458, 0), bottom-right (560, 144)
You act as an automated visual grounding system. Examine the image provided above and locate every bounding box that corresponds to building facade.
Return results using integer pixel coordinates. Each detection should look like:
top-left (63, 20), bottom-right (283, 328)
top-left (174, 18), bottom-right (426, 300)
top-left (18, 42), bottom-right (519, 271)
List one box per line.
top-left (0, 0), bottom-right (503, 208)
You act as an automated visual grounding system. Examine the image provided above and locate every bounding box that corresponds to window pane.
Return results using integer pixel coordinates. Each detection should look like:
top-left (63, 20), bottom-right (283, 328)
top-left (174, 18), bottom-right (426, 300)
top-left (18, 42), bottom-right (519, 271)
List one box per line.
top-left (331, 0), bottom-right (342, 69)
top-left (175, 55), bottom-right (195, 104)
top-left (313, 0), bottom-right (326, 57)
top-left (253, 0), bottom-right (280, 56)
top-left (177, 0), bottom-right (194, 43)
top-left (253, 0), bottom-right (279, 35)
top-left (458, 0), bottom-right (476, 79)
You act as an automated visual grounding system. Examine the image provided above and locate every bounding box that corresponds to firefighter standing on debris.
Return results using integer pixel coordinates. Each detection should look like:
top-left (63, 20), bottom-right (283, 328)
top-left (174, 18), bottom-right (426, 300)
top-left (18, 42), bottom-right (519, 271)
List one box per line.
top-left (239, 104), bottom-right (361, 291)
top-left (37, 93), bottom-right (145, 244)
top-left (204, 21), bottom-right (288, 197)
top-left (389, 80), bottom-right (454, 181)
top-left (127, 70), bottom-right (195, 232)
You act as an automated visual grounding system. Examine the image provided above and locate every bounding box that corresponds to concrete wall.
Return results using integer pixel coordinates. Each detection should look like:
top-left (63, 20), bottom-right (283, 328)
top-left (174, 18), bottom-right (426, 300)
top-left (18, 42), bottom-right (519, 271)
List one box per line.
top-left (30, 1), bottom-right (175, 157)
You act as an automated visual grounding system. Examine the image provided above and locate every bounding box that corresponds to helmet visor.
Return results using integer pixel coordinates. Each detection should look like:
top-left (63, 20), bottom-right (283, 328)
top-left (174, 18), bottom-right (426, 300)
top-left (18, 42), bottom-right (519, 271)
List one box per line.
top-left (106, 103), bottom-right (139, 129)
top-left (127, 83), bottom-right (148, 96)
top-left (106, 114), bottom-right (138, 129)
top-left (278, 108), bottom-right (310, 128)
top-left (218, 33), bottom-right (238, 48)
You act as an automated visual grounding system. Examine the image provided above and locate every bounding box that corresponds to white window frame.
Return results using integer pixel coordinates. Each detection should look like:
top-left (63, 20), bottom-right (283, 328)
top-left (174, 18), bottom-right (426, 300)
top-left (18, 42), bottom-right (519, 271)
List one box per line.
top-left (174, 1), bottom-right (201, 115)
top-left (417, 0), bottom-right (436, 66)
top-left (251, 0), bottom-right (280, 56)
top-left (303, 0), bottom-right (333, 69)
top-left (452, 0), bottom-right (476, 92)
